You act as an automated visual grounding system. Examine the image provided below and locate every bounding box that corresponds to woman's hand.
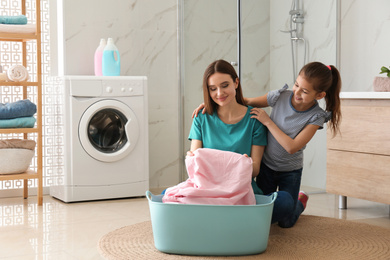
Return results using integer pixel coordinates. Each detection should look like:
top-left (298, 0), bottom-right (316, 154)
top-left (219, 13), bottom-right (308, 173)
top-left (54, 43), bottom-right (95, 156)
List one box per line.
top-left (186, 150), bottom-right (195, 158)
top-left (250, 108), bottom-right (271, 125)
top-left (192, 103), bottom-right (205, 118)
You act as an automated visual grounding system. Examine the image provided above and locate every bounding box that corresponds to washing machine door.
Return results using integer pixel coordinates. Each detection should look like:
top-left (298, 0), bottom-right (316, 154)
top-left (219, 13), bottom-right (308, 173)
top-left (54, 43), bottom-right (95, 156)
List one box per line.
top-left (79, 100), bottom-right (139, 162)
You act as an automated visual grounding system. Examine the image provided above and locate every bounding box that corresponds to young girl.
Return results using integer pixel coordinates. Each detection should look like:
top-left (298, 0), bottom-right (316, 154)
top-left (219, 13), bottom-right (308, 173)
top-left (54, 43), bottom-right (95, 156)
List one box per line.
top-left (248, 62), bottom-right (341, 228)
top-left (188, 59), bottom-right (295, 223)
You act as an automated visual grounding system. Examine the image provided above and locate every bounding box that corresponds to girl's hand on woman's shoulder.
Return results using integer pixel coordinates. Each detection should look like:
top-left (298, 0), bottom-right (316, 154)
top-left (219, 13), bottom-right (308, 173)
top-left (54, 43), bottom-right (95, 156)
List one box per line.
top-left (192, 103), bottom-right (205, 118)
top-left (250, 107), bottom-right (271, 125)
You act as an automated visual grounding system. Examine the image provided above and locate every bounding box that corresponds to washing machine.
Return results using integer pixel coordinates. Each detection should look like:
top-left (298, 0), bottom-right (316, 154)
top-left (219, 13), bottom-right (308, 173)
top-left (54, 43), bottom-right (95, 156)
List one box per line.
top-left (50, 76), bottom-right (149, 202)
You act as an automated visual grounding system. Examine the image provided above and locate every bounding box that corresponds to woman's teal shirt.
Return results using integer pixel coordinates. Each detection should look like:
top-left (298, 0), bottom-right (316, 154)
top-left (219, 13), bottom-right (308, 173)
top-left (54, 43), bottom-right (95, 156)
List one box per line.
top-left (188, 106), bottom-right (267, 156)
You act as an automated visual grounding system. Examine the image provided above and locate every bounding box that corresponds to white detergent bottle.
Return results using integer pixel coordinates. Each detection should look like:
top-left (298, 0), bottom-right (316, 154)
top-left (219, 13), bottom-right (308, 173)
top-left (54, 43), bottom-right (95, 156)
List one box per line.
top-left (102, 38), bottom-right (121, 76)
top-left (94, 38), bottom-right (106, 76)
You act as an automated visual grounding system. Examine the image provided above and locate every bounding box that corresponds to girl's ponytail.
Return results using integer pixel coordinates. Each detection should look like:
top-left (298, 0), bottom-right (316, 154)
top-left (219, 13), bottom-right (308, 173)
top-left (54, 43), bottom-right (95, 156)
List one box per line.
top-left (299, 62), bottom-right (342, 136)
top-left (325, 65), bottom-right (342, 136)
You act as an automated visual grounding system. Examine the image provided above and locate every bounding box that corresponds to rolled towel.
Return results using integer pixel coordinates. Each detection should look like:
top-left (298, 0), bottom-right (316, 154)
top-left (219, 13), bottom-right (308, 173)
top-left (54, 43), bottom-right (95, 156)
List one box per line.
top-left (7, 65), bottom-right (29, 82)
top-left (0, 15), bottom-right (28, 25)
top-left (0, 139), bottom-right (36, 150)
top-left (0, 99), bottom-right (37, 119)
top-left (0, 116), bottom-right (36, 128)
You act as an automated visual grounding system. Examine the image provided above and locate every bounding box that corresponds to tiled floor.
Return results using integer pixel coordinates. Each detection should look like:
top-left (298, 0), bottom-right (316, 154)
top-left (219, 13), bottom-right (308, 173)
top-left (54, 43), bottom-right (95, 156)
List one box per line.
top-left (0, 187), bottom-right (389, 259)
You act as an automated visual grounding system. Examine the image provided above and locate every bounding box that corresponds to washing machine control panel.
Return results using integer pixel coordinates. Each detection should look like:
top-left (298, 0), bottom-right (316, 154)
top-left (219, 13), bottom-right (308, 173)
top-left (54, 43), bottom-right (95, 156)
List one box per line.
top-left (102, 80), bottom-right (143, 97)
top-left (68, 76), bottom-right (145, 97)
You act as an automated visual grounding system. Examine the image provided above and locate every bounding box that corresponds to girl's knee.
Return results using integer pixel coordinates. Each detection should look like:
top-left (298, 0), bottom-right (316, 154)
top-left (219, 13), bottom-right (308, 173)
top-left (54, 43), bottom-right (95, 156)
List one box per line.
top-left (277, 191), bottom-right (294, 212)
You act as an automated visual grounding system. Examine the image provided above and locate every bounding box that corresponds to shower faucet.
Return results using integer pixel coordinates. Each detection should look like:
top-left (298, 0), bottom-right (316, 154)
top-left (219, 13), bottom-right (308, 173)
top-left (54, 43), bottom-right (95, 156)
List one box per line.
top-left (290, 9), bottom-right (304, 24)
top-left (284, 0), bottom-right (307, 82)
top-left (293, 17), bottom-right (304, 23)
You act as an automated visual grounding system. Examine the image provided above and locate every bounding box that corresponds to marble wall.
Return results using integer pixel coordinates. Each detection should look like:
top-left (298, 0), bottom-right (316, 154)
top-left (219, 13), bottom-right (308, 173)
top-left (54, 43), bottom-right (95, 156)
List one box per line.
top-left (339, 0), bottom-right (390, 92)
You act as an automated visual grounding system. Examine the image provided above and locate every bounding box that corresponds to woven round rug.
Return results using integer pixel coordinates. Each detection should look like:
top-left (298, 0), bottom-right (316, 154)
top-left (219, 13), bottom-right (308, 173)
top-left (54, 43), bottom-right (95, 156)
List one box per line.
top-left (98, 215), bottom-right (390, 260)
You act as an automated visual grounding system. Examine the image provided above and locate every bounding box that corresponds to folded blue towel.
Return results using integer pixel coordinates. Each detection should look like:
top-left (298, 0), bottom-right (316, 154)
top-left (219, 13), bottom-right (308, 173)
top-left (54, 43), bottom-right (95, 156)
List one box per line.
top-left (0, 15), bottom-right (28, 25)
top-left (0, 116), bottom-right (36, 128)
top-left (0, 99), bottom-right (37, 119)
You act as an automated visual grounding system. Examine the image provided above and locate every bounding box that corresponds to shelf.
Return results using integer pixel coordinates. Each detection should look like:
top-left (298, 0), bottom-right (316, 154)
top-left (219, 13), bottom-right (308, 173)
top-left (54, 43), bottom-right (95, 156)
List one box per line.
top-left (0, 128), bottom-right (38, 134)
top-left (0, 169), bottom-right (38, 181)
top-left (0, 34), bottom-right (38, 42)
top-left (0, 0), bottom-right (43, 206)
top-left (0, 81), bottom-right (39, 87)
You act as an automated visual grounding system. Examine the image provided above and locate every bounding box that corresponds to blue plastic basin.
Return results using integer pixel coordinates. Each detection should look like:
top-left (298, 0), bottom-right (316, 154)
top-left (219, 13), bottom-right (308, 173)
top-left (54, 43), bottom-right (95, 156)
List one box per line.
top-left (146, 190), bottom-right (277, 256)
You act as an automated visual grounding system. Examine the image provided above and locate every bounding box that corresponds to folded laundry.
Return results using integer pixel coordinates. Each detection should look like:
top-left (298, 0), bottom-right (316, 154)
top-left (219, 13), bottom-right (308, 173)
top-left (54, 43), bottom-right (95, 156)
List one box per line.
top-left (0, 139), bottom-right (36, 150)
top-left (0, 15), bottom-right (27, 25)
top-left (0, 116), bottom-right (36, 128)
top-left (0, 99), bottom-right (37, 119)
top-left (0, 24), bottom-right (35, 34)
top-left (163, 148), bottom-right (256, 205)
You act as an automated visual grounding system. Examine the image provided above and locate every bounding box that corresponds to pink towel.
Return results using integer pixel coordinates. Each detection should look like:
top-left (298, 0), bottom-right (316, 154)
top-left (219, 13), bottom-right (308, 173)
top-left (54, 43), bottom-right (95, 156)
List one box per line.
top-left (163, 148), bottom-right (255, 205)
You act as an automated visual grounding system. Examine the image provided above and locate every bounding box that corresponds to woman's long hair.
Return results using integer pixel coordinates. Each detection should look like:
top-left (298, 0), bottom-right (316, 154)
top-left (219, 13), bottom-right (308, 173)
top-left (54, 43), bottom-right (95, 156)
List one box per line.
top-left (202, 59), bottom-right (245, 115)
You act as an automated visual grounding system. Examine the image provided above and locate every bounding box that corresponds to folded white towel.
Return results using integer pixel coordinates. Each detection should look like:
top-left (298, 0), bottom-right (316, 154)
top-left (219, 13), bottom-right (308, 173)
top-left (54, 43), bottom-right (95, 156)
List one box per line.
top-left (7, 65), bottom-right (29, 82)
top-left (0, 24), bottom-right (36, 34)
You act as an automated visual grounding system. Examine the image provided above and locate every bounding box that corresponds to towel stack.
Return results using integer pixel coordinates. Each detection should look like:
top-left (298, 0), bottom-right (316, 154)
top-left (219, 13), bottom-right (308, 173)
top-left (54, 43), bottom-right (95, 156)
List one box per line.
top-left (0, 99), bottom-right (37, 128)
top-left (0, 14), bottom-right (35, 36)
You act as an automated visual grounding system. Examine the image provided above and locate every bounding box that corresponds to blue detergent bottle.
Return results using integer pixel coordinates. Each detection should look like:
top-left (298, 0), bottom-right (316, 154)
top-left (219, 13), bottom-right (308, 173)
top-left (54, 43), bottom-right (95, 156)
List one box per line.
top-left (102, 38), bottom-right (121, 76)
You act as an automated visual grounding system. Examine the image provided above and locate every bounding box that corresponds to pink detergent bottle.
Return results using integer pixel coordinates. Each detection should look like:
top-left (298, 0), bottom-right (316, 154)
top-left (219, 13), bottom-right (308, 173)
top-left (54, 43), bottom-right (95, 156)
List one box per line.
top-left (94, 38), bottom-right (106, 76)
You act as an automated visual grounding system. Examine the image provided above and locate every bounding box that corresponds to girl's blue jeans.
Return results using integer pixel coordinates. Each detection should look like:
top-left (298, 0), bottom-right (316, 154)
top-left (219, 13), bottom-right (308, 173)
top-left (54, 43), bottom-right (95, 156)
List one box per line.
top-left (257, 162), bottom-right (304, 228)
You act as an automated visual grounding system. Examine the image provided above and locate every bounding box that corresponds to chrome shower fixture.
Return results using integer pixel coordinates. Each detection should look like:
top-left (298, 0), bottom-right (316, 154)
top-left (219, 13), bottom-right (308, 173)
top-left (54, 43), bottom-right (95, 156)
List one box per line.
top-left (290, 9), bottom-right (304, 24)
top-left (281, 0), bottom-right (307, 82)
top-left (289, 9), bottom-right (301, 15)
top-left (292, 16), bottom-right (304, 23)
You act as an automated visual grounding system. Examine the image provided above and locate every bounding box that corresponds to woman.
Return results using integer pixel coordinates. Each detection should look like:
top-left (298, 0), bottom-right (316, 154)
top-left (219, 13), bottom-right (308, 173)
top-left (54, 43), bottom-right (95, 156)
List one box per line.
top-left (187, 59), bottom-right (265, 182)
top-left (188, 59), bottom-right (294, 222)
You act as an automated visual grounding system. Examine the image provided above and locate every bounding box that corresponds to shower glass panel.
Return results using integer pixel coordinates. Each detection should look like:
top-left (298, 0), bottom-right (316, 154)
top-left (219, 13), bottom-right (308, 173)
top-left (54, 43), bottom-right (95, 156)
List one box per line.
top-left (182, 0), bottom-right (237, 158)
top-left (181, 0), bottom-right (270, 161)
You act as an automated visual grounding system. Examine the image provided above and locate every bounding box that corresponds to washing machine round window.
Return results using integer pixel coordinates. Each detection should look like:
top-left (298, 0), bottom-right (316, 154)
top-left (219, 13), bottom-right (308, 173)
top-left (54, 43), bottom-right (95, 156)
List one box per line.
top-left (88, 108), bottom-right (127, 153)
top-left (79, 100), bottom-right (139, 162)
